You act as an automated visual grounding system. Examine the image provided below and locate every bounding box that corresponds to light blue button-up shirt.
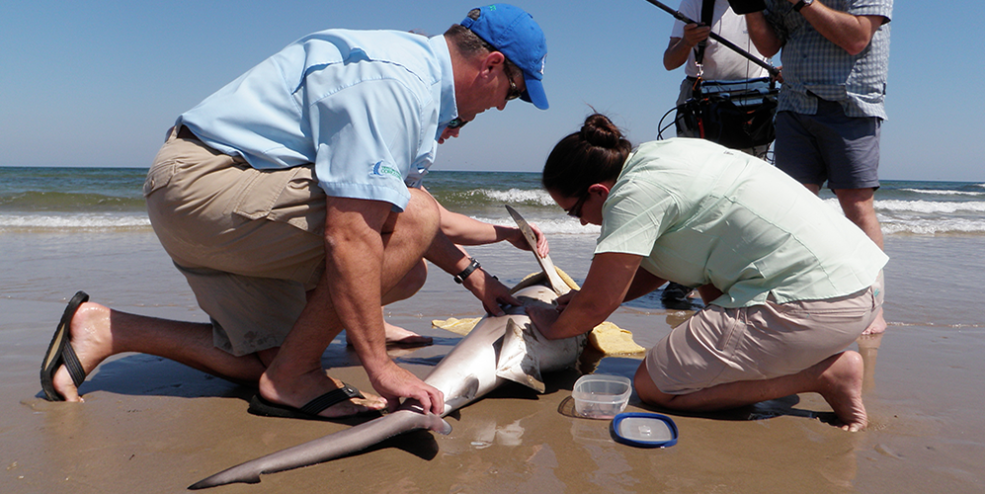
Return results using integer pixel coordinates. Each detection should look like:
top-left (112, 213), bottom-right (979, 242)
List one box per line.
top-left (178, 30), bottom-right (457, 211)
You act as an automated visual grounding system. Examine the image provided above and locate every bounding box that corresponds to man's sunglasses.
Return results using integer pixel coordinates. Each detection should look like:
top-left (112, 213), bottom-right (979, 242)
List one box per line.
top-left (504, 65), bottom-right (522, 101)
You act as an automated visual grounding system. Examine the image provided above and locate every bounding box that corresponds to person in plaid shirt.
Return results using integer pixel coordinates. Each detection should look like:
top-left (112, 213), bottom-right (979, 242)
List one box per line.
top-left (745, 0), bottom-right (891, 335)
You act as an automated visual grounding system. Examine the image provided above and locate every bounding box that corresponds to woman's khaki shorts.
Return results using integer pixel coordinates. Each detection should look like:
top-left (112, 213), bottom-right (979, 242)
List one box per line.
top-left (144, 128), bottom-right (327, 356)
top-left (645, 278), bottom-right (883, 394)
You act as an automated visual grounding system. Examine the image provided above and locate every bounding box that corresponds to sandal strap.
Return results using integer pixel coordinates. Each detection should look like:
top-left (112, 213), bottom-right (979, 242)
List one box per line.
top-left (299, 383), bottom-right (364, 415)
top-left (61, 343), bottom-right (87, 388)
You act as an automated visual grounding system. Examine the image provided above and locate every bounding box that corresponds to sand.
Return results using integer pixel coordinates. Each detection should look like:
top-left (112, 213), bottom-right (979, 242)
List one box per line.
top-left (2, 230), bottom-right (984, 493)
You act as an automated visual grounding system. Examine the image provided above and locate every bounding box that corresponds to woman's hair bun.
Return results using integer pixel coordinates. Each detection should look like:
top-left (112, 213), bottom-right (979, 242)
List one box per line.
top-left (580, 113), bottom-right (623, 149)
top-left (542, 112), bottom-right (632, 197)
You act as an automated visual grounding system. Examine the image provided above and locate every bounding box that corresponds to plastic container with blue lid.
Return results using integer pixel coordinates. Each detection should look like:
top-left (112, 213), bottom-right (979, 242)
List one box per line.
top-left (611, 412), bottom-right (679, 448)
top-left (572, 374), bottom-right (632, 419)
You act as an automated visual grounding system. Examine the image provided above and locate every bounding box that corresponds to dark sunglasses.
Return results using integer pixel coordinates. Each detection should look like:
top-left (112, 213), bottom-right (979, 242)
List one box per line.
top-left (566, 192), bottom-right (590, 218)
top-left (447, 118), bottom-right (468, 129)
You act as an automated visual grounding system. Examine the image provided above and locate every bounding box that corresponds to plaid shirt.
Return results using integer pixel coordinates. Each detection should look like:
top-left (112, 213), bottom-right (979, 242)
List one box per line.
top-left (764, 0), bottom-right (892, 119)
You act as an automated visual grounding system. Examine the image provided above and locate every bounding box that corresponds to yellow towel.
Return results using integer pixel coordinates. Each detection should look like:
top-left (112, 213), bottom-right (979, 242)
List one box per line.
top-left (431, 268), bottom-right (645, 356)
top-left (431, 316), bottom-right (482, 336)
top-left (586, 321), bottom-right (645, 355)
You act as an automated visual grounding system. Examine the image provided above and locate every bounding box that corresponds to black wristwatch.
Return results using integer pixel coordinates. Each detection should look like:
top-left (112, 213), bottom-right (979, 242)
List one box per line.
top-left (793, 0), bottom-right (814, 12)
top-left (453, 257), bottom-right (481, 284)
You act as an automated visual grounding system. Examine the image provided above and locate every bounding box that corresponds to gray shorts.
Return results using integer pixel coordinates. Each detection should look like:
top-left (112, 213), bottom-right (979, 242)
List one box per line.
top-left (774, 99), bottom-right (881, 190)
top-left (645, 274), bottom-right (883, 394)
top-left (144, 127), bottom-right (327, 356)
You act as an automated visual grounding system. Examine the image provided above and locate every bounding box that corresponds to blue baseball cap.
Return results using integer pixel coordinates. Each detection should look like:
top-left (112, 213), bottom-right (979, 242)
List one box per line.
top-left (461, 4), bottom-right (548, 110)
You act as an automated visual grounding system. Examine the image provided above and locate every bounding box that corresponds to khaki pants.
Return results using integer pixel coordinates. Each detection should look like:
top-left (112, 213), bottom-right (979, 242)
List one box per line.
top-left (647, 278), bottom-right (883, 394)
top-left (144, 127), bottom-right (327, 356)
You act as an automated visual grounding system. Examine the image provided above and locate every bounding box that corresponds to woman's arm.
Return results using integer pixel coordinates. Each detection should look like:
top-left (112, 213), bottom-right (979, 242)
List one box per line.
top-left (623, 267), bottom-right (667, 302)
top-left (531, 252), bottom-right (644, 340)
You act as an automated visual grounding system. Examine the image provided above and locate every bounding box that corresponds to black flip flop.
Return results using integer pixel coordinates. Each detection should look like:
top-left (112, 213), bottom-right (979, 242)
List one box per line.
top-left (40, 291), bottom-right (90, 401)
top-left (248, 383), bottom-right (376, 421)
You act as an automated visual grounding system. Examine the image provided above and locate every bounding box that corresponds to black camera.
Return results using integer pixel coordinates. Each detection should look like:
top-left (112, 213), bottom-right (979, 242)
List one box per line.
top-left (727, 0), bottom-right (767, 14)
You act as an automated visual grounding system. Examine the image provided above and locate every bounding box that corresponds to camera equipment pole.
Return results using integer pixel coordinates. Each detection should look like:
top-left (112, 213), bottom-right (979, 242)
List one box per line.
top-left (643, 0), bottom-right (781, 78)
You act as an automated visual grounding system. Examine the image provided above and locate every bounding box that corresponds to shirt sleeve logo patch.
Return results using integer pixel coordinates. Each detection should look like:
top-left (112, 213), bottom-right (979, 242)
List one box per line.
top-left (371, 160), bottom-right (403, 180)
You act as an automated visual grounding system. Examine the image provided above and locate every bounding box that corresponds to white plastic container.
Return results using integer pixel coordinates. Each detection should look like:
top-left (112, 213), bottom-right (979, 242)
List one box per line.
top-left (572, 374), bottom-right (632, 419)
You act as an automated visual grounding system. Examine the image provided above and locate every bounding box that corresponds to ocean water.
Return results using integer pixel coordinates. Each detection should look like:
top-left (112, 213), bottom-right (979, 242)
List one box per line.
top-left (2, 166), bottom-right (984, 237)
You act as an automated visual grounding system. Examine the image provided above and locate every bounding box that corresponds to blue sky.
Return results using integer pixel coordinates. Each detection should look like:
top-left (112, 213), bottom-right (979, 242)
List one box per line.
top-left (2, 1), bottom-right (982, 181)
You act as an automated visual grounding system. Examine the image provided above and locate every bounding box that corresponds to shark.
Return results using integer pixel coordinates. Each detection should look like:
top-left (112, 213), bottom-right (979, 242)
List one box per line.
top-left (189, 209), bottom-right (586, 490)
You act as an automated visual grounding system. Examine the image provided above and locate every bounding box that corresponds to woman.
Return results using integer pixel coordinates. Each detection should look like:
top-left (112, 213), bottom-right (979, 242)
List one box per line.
top-left (528, 114), bottom-right (886, 431)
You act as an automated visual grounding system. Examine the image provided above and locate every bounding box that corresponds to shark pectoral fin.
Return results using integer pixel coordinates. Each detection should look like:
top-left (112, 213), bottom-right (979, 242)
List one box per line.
top-left (495, 319), bottom-right (546, 393)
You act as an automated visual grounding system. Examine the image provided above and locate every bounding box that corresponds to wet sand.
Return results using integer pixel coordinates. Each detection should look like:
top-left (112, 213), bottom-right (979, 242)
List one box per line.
top-left (2, 231), bottom-right (984, 493)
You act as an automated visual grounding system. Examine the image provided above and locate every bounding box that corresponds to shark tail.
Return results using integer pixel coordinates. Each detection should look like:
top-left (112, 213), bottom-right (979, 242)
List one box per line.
top-left (188, 410), bottom-right (450, 490)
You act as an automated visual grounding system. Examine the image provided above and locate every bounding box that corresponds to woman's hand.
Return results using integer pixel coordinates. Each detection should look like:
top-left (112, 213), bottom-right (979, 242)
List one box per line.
top-left (554, 290), bottom-right (577, 312)
top-left (526, 304), bottom-right (561, 338)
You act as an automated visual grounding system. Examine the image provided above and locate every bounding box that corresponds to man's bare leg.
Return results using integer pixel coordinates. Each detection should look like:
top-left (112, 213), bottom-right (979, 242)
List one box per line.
top-left (49, 292), bottom-right (389, 418)
top-left (836, 187), bottom-right (887, 335)
top-left (346, 260), bottom-right (433, 347)
top-left (257, 269), bottom-right (388, 418)
top-left (835, 187), bottom-right (883, 249)
top-left (381, 320), bottom-right (432, 345)
top-left (50, 302), bottom-right (268, 402)
top-left (381, 258), bottom-right (433, 345)
top-left (635, 351), bottom-right (868, 431)
top-left (54, 197), bottom-right (435, 419)
top-left (861, 307), bottom-right (887, 335)
top-left (806, 184), bottom-right (887, 335)
top-left (856, 332), bottom-right (883, 394)
top-left (259, 188), bottom-right (439, 417)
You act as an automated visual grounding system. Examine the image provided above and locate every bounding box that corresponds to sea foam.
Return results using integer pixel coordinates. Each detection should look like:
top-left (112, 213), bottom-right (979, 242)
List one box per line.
top-left (0, 213), bottom-right (151, 232)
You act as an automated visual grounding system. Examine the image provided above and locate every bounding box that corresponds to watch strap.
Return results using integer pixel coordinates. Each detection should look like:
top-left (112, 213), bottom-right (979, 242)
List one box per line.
top-left (793, 0), bottom-right (812, 12)
top-left (453, 258), bottom-right (481, 284)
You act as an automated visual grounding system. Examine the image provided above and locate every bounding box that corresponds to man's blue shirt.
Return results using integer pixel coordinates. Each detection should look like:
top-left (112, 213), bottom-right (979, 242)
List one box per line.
top-left (178, 30), bottom-right (457, 211)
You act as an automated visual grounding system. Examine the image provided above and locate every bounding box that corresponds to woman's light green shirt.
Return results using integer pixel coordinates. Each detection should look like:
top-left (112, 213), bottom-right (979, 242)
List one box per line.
top-left (595, 139), bottom-right (888, 308)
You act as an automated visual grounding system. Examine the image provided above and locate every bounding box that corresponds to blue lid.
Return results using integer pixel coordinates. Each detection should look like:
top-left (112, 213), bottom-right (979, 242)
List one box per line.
top-left (611, 412), bottom-right (678, 448)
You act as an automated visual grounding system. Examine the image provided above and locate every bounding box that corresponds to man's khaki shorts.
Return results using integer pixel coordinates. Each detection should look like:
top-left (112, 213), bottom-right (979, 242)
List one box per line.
top-left (645, 276), bottom-right (883, 394)
top-left (143, 127), bottom-right (327, 356)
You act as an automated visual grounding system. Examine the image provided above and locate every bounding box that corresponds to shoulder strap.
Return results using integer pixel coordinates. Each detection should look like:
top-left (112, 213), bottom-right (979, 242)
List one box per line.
top-left (694, 0), bottom-right (716, 65)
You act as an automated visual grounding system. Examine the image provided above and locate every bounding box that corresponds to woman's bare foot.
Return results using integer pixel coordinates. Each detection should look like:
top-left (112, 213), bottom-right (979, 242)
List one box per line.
top-left (346, 321), bottom-right (433, 347)
top-left (861, 308), bottom-right (886, 335)
top-left (51, 302), bottom-right (115, 402)
top-left (816, 351), bottom-right (868, 432)
top-left (257, 370), bottom-right (386, 419)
